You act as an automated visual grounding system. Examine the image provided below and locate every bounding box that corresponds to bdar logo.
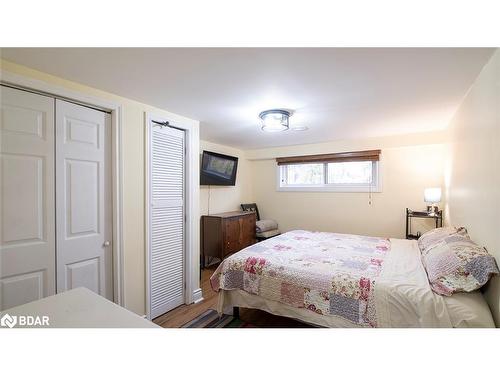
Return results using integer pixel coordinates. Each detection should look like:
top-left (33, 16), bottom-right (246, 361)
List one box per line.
top-left (1, 313), bottom-right (17, 328)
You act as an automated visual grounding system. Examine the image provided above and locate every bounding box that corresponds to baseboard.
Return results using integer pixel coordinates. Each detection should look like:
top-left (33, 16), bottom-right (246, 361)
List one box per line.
top-left (192, 288), bottom-right (203, 304)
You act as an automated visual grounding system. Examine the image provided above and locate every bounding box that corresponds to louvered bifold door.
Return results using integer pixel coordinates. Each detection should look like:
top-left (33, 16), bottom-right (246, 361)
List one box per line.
top-left (148, 124), bottom-right (185, 319)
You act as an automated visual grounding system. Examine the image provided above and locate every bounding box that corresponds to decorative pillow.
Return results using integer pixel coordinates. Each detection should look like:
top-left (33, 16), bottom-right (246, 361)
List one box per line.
top-left (420, 234), bottom-right (499, 296)
top-left (418, 226), bottom-right (468, 252)
top-left (256, 219), bottom-right (278, 233)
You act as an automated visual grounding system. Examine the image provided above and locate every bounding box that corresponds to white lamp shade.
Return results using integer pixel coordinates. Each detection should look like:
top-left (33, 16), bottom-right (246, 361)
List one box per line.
top-left (424, 187), bottom-right (442, 204)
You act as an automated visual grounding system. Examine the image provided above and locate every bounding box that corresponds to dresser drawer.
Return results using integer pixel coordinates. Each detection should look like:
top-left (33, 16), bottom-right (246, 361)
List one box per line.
top-left (240, 215), bottom-right (256, 248)
top-left (223, 218), bottom-right (241, 256)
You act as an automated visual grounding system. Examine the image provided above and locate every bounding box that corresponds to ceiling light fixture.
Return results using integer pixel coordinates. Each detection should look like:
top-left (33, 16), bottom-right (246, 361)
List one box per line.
top-left (259, 109), bottom-right (291, 132)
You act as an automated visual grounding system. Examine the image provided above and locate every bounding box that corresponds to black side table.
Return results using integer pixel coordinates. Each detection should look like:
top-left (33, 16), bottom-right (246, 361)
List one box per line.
top-left (405, 208), bottom-right (443, 240)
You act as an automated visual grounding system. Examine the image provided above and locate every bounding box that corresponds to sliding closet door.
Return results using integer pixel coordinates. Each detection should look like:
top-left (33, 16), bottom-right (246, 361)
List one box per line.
top-left (55, 100), bottom-right (113, 300)
top-left (0, 86), bottom-right (56, 310)
top-left (148, 123), bottom-right (185, 319)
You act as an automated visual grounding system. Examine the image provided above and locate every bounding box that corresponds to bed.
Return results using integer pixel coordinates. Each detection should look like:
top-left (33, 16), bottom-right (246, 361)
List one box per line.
top-left (210, 230), bottom-right (495, 328)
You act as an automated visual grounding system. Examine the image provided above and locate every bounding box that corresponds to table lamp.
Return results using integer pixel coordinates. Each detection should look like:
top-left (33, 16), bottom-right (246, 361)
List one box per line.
top-left (424, 187), bottom-right (441, 214)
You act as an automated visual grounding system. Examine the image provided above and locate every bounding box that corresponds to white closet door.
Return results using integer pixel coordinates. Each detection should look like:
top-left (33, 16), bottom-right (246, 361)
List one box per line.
top-left (148, 123), bottom-right (185, 319)
top-left (55, 100), bottom-right (113, 300)
top-left (0, 86), bottom-right (56, 310)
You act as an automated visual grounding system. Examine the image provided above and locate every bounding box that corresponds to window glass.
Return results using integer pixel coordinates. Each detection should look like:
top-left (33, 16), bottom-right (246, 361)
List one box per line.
top-left (284, 163), bottom-right (323, 185)
top-left (327, 161), bottom-right (373, 184)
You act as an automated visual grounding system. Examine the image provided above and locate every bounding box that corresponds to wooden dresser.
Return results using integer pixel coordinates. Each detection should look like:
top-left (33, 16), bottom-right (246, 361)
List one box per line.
top-left (201, 211), bottom-right (256, 268)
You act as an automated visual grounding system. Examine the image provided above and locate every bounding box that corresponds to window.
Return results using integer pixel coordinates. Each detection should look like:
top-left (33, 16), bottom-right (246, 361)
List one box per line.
top-left (327, 161), bottom-right (373, 184)
top-left (282, 163), bottom-right (323, 185)
top-left (277, 150), bottom-right (381, 192)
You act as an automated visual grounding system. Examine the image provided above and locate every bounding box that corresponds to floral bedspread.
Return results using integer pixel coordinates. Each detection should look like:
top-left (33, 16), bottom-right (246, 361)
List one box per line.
top-left (210, 230), bottom-right (391, 327)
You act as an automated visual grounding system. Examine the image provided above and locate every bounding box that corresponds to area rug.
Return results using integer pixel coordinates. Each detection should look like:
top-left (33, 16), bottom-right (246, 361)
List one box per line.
top-left (182, 309), bottom-right (255, 328)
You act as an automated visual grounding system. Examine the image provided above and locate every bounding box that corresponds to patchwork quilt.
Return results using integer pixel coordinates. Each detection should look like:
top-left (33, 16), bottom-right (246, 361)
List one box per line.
top-left (210, 230), bottom-right (391, 327)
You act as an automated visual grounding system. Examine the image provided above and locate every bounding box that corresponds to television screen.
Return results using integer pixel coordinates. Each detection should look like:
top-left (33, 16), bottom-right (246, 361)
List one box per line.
top-left (200, 151), bottom-right (238, 185)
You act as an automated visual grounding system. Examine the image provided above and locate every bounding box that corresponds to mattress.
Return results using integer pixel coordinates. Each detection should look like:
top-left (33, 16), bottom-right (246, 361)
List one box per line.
top-left (211, 230), bottom-right (495, 328)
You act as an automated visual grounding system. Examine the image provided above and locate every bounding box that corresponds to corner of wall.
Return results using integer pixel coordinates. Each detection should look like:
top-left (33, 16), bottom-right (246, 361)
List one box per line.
top-left (443, 49), bottom-right (500, 326)
top-left (199, 139), bottom-right (254, 216)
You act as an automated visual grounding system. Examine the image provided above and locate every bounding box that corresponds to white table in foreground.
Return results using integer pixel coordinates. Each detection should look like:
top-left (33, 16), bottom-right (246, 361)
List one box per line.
top-left (1, 287), bottom-right (158, 328)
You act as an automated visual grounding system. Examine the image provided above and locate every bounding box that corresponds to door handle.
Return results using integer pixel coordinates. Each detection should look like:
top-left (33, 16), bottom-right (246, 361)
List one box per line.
top-left (103, 241), bottom-right (111, 247)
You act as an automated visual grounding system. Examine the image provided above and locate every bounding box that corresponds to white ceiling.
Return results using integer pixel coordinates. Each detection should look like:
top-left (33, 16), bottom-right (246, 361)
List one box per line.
top-left (1, 48), bottom-right (494, 149)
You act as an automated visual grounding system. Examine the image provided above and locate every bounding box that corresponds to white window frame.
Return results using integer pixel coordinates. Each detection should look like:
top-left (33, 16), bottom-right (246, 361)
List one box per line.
top-left (277, 160), bottom-right (382, 192)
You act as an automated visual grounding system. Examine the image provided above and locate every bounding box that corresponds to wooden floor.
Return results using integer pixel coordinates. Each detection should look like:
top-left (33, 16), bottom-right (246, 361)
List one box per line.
top-left (153, 265), bottom-right (311, 328)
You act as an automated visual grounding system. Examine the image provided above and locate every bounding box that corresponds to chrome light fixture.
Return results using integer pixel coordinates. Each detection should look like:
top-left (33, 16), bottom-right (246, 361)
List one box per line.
top-left (259, 109), bottom-right (291, 132)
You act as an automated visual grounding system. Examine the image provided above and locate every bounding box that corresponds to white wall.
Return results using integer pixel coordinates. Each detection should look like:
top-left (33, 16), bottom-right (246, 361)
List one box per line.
top-left (248, 136), bottom-right (446, 239)
top-left (199, 140), bottom-right (253, 215)
top-left (445, 50), bottom-right (500, 326)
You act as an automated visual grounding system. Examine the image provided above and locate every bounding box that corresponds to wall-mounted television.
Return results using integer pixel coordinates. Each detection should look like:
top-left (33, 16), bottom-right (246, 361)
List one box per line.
top-left (200, 150), bottom-right (238, 186)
